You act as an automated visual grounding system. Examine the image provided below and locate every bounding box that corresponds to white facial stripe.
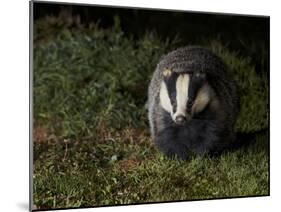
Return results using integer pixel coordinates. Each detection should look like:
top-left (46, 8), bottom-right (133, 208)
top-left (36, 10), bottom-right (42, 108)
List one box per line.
top-left (174, 74), bottom-right (189, 118)
top-left (160, 81), bottom-right (172, 113)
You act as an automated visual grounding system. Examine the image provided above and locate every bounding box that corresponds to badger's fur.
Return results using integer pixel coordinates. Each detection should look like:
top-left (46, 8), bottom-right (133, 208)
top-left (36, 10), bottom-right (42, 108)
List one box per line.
top-left (148, 46), bottom-right (239, 160)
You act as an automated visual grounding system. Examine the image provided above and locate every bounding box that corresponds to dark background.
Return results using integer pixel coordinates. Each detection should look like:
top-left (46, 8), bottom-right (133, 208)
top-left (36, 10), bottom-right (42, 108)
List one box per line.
top-left (34, 2), bottom-right (269, 76)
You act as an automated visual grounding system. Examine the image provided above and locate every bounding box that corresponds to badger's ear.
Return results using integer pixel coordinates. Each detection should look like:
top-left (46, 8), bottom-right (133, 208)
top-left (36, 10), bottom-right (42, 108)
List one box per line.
top-left (163, 68), bottom-right (172, 77)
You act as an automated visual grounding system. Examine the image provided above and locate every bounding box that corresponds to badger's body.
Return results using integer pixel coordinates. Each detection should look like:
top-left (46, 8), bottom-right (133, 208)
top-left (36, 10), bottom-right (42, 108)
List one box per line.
top-left (148, 46), bottom-right (239, 160)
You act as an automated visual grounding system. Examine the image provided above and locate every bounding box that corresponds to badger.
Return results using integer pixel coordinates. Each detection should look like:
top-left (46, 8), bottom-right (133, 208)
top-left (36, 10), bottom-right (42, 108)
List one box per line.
top-left (148, 46), bottom-right (239, 160)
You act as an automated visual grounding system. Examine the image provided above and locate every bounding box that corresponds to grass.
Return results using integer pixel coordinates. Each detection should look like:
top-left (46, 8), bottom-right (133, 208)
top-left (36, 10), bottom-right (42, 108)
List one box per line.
top-left (32, 17), bottom-right (269, 210)
top-left (33, 128), bottom-right (268, 209)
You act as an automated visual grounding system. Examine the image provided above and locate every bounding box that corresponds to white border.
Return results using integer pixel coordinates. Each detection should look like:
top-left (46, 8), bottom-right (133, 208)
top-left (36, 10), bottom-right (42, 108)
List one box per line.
top-left (1, 0), bottom-right (280, 212)
top-left (32, 0), bottom-right (272, 16)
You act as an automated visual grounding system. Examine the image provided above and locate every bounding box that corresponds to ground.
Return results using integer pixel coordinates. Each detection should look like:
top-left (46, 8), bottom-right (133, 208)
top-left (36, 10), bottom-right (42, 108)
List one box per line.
top-left (33, 126), bottom-right (268, 209)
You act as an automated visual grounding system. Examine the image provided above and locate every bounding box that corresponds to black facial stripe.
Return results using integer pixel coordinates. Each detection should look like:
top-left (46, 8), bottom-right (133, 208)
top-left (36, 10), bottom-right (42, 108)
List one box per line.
top-left (164, 72), bottom-right (178, 112)
top-left (188, 75), bottom-right (206, 103)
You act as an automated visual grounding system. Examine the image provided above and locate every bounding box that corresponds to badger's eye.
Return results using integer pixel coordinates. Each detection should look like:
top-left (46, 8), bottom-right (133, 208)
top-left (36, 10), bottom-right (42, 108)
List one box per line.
top-left (186, 100), bottom-right (193, 113)
top-left (172, 104), bottom-right (176, 113)
top-left (187, 99), bottom-right (193, 107)
top-left (186, 100), bottom-right (193, 112)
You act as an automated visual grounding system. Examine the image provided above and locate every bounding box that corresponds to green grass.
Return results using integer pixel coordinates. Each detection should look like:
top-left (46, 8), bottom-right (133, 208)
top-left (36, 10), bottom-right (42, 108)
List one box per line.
top-left (33, 129), bottom-right (268, 209)
top-left (33, 18), bottom-right (269, 210)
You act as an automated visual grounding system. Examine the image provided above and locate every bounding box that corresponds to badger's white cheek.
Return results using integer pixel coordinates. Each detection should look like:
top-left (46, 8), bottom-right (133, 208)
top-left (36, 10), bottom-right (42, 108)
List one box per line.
top-left (192, 84), bottom-right (211, 115)
top-left (159, 81), bottom-right (172, 114)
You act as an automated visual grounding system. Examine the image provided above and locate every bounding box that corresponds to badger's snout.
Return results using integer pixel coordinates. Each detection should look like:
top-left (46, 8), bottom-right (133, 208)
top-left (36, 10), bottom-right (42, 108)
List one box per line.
top-left (174, 113), bottom-right (192, 125)
top-left (175, 115), bottom-right (186, 125)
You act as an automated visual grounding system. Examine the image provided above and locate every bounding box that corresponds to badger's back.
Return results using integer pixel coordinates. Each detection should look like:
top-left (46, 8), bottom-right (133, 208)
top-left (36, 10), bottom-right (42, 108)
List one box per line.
top-left (148, 46), bottom-right (239, 159)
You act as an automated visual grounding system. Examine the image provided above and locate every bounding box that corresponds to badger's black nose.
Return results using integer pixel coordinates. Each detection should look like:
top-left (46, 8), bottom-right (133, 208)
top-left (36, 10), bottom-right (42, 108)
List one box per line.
top-left (175, 115), bottom-right (186, 125)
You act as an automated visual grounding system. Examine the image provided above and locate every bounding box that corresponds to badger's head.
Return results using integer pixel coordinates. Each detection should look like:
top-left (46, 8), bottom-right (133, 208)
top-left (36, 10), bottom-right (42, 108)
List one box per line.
top-left (159, 68), bottom-right (212, 125)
